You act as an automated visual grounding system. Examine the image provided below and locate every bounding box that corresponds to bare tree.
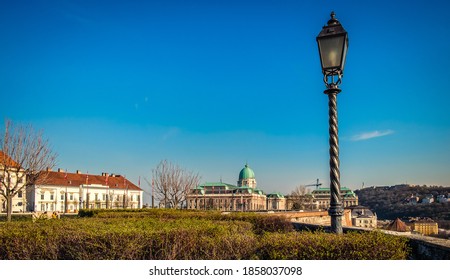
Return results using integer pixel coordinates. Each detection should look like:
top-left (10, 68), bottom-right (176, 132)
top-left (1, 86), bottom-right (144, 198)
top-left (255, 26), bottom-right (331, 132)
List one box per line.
top-left (150, 159), bottom-right (200, 209)
top-left (289, 185), bottom-right (313, 210)
top-left (0, 120), bottom-right (57, 221)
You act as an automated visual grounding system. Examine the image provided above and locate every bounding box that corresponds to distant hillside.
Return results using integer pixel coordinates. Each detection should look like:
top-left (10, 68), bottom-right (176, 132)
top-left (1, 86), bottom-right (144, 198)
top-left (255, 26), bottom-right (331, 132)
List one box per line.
top-left (355, 185), bottom-right (450, 226)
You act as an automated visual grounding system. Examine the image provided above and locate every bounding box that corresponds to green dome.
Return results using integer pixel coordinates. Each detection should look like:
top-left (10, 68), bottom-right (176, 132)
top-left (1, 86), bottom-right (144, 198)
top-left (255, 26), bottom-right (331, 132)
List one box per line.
top-left (239, 164), bottom-right (255, 180)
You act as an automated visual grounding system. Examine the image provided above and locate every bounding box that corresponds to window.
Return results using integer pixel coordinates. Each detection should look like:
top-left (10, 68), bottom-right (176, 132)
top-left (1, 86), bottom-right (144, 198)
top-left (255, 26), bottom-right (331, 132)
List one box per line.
top-left (50, 194), bottom-right (54, 200)
top-left (41, 204), bottom-right (45, 211)
top-left (103, 194), bottom-right (106, 201)
top-left (70, 194), bottom-right (74, 200)
top-left (18, 202), bottom-right (23, 206)
top-left (61, 194), bottom-right (64, 200)
top-left (41, 194), bottom-right (45, 200)
top-left (18, 191), bottom-right (23, 198)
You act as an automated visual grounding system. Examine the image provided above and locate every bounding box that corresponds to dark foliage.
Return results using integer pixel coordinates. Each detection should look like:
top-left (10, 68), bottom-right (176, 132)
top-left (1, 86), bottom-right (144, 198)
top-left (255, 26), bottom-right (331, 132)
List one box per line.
top-left (355, 185), bottom-right (450, 228)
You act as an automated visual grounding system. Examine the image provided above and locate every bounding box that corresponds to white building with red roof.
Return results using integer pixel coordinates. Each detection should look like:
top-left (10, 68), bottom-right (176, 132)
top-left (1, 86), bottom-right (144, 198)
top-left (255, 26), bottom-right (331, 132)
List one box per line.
top-left (27, 169), bottom-right (143, 213)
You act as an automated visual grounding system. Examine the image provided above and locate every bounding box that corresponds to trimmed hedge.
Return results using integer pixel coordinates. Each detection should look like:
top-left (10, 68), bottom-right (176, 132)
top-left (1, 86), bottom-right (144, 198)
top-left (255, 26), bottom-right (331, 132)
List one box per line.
top-left (0, 209), bottom-right (410, 260)
top-left (257, 230), bottom-right (410, 260)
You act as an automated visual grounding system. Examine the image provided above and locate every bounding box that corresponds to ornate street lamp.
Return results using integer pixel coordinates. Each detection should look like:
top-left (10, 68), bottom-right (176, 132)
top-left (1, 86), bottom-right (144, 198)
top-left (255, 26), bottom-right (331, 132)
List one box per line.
top-left (316, 11), bottom-right (349, 234)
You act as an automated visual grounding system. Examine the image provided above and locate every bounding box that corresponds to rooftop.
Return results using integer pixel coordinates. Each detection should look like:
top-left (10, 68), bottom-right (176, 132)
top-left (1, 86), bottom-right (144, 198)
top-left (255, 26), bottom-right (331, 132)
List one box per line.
top-left (37, 170), bottom-right (141, 191)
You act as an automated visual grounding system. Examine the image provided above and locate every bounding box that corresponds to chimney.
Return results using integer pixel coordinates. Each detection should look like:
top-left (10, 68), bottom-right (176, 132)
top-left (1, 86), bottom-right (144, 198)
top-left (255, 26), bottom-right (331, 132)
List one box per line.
top-left (76, 170), bottom-right (81, 174)
top-left (58, 168), bottom-right (64, 173)
top-left (46, 167), bottom-right (52, 172)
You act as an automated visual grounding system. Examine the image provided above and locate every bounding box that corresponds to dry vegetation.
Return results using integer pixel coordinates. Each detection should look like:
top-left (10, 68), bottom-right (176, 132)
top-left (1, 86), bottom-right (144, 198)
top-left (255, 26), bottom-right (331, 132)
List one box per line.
top-left (0, 209), bottom-right (410, 260)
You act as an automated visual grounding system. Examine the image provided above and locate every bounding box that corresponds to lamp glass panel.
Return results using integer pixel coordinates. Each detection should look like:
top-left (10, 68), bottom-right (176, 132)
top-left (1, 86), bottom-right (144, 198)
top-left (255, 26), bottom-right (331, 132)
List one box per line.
top-left (319, 35), bottom-right (345, 69)
top-left (341, 38), bottom-right (348, 71)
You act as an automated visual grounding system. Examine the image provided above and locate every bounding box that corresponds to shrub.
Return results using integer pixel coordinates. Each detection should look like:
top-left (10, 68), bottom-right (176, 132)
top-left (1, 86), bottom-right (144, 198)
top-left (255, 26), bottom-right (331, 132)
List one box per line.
top-left (0, 209), bottom-right (410, 260)
top-left (256, 230), bottom-right (410, 260)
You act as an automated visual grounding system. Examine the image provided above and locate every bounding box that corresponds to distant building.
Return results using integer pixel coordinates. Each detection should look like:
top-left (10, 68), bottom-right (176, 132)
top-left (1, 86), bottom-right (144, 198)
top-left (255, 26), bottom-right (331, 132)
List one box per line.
top-left (312, 187), bottom-right (358, 210)
top-left (421, 194), bottom-right (434, 204)
top-left (267, 193), bottom-right (286, 210)
top-left (405, 194), bottom-right (419, 205)
top-left (437, 194), bottom-right (449, 203)
top-left (407, 218), bottom-right (439, 235)
top-left (347, 205), bottom-right (377, 228)
top-left (27, 169), bottom-right (143, 213)
top-left (187, 164), bottom-right (269, 211)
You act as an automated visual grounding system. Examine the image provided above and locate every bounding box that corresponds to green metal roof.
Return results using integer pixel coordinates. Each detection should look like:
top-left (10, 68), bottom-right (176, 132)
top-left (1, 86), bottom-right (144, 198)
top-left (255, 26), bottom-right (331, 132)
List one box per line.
top-left (239, 164), bottom-right (255, 180)
top-left (313, 187), bottom-right (354, 193)
top-left (198, 182), bottom-right (238, 189)
top-left (253, 189), bottom-right (265, 195)
top-left (232, 186), bottom-right (266, 195)
top-left (235, 187), bottom-right (253, 194)
top-left (267, 192), bottom-right (284, 198)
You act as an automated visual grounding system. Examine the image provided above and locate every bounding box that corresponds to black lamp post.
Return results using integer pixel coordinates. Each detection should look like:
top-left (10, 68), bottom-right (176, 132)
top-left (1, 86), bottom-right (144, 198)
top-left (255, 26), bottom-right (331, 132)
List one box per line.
top-left (316, 11), bottom-right (349, 234)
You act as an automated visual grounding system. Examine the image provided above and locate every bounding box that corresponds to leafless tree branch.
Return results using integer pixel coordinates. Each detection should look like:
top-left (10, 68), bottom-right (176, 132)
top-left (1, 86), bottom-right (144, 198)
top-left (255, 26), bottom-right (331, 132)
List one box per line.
top-left (0, 119), bottom-right (57, 221)
top-left (151, 159), bottom-right (200, 209)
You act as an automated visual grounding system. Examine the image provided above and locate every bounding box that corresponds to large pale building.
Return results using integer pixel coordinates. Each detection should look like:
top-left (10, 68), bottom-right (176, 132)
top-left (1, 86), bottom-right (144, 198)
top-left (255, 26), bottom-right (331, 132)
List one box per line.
top-left (407, 218), bottom-right (439, 235)
top-left (187, 164), bottom-right (285, 211)
top-left (187, 164), bottom-right (361, 212)
top-left (27, 169), bottom-right (143, 213)
top-left (311, 187), bottom-right (358, 210)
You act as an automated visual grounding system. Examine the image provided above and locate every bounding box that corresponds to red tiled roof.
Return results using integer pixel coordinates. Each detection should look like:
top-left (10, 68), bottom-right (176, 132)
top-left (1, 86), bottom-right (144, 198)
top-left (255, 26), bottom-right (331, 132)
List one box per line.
top-left (0, 150), bottom-right (21, 168)
top-left (39, 170), bottom-right (142, 191)
top-left (385, 218), bottom-right (409, 232)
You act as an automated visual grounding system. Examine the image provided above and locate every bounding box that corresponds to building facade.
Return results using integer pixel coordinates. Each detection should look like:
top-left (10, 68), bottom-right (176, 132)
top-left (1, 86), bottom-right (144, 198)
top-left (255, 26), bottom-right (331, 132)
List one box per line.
top-left (408, 218), bottom-right (439, 235)
top-left (347, 205), bottom-right (377, 228)
top-left (27, 169), bottom-right (143, 213)
top-left (267, 193), bottom-right (287, 210)
top-left (187, 164), bottom-right (283, 211)
top-left (187, 164), bottom-right (361, 212)
top-left (312, 187), bottom-right (358, 210)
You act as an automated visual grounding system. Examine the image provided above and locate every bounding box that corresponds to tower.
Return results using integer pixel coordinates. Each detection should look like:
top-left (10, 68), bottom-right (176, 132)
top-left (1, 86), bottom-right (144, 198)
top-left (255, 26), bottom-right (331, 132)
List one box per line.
top-left (237, 163), bottom-right (256, 189)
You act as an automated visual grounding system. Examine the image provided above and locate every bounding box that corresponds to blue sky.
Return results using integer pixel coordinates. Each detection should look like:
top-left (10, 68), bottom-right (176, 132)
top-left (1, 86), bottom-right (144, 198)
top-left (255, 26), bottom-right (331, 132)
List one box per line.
top-left (1, 0), bottom-right (449, 203)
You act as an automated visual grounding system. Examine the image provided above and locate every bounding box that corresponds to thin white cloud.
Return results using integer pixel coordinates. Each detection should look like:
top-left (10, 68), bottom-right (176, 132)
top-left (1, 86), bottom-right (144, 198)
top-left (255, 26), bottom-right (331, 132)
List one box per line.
top-left (351, 130), bottom-right (394, 141)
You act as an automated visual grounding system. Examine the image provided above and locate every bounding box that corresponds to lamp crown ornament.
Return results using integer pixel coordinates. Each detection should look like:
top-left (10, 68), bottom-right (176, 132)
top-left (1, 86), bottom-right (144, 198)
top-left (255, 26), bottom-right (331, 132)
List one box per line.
top-left (327, 11), bottom-right (339, 25)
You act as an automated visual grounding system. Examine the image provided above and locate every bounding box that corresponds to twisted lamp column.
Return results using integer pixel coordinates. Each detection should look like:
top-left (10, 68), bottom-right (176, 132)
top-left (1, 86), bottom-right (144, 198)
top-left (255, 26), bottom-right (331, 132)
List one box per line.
top-left (325, 84), bottom-right (344, 234)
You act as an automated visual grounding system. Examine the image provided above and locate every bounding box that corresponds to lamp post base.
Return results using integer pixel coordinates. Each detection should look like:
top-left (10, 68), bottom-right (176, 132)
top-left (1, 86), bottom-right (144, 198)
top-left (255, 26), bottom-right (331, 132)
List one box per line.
top-left (329, 204), bottom-right (344, 234)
